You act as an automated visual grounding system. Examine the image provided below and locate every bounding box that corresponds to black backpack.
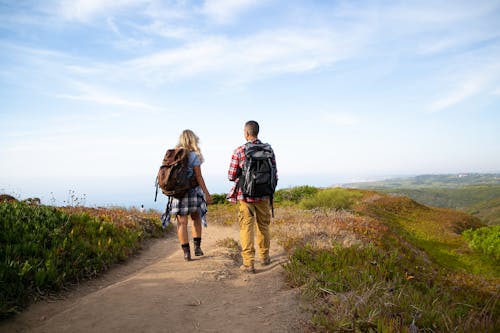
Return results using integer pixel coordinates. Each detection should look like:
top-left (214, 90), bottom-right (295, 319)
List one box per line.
top-left (154, 148), bottom-right (197, 201)
top-left (238, 142), bottom-right (278, 215)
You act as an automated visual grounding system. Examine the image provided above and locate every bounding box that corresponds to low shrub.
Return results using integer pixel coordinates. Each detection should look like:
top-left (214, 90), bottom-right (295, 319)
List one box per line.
top-left (463, 225), bottom-right (500, 261)
top-left (274, 186), bottom-right (318, 204)
top-left (299, 188), bottom-right (363, 210)
top-left (211, 193), bottom-right (229, 205)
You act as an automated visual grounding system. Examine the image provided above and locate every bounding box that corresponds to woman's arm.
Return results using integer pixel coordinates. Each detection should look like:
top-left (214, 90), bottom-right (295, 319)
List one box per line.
top-left (194, 165), bottom-right (212, 204)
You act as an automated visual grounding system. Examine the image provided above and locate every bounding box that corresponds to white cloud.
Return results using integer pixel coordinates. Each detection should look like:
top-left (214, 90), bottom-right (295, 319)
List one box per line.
top-left (107, 17), bottom-right (121, 34)
top-left (125, 28), bottom-right (359, 84)
top-left (107, 17), bottom-right (153, 50)
top-left (54, 82), bottom-right (161, 111)
top-left (429, 80), bottom-right (485, 112)
top-left (337, 1), bottom-right (500, 59)
top-left (417, 37), bottom-right (462, 56)
top-left (201, 0), bottom-right (264, 24)
top-left (353, 1), bottom-right (499, 27)
top-left (56, 0), bottom-right (147, 22)
top-left (56, 92), bottom-right (158, 110)
top-left (139, 21), bottom-right (198, 40)
top-left (429, 61), bottom-right (500, 112)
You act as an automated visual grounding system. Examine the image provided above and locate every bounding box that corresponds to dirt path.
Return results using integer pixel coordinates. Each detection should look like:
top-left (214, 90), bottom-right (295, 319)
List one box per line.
top-left (1, 224), bottom-right (307, 333)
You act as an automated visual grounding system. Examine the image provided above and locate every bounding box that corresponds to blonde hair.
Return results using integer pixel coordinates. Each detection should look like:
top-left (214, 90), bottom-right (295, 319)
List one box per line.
top-left (177, 129), bottom-right (204, 163)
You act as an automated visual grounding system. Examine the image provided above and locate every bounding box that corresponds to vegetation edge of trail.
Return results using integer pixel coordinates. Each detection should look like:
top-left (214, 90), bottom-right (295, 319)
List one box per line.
top-left (2, 185), bottom-right (499, 331)
top-left (0, 201), bottom-right (167, 319)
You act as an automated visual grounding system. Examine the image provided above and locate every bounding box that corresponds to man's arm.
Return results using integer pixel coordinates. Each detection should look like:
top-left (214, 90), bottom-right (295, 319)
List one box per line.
top-left (228, 148), bottom-right (241, 181)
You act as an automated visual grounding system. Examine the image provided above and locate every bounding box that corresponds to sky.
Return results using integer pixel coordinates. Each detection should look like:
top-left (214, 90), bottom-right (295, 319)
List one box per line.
top-left (1, 0), bottom-right (500, 209)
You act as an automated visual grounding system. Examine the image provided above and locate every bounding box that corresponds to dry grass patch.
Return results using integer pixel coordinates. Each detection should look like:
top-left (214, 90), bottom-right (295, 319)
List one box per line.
top-left (273, 206), bottom-right (387, 252)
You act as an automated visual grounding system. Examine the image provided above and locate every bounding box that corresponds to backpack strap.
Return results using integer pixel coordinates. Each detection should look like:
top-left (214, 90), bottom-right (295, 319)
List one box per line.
top-left (235, 143), bottom-right (249, 193)
top-left (161, 197), bottom-right (173, 228)
top-left (270, 195), bottom-right (274, 218)
top-left (154, 177), bottom-right (159, 202)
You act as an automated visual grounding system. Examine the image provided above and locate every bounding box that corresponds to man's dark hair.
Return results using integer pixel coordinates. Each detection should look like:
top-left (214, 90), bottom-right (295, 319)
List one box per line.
top-left (245, 120), bottom-right (259, 137)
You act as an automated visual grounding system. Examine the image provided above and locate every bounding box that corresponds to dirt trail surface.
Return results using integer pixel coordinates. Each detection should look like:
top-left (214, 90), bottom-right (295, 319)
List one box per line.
top-left (1, 224), bottom-right (307, 333)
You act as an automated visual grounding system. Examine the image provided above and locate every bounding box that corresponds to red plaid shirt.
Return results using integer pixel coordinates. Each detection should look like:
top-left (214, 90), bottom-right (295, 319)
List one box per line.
top-left (227, 139), bottom-right (277, 203)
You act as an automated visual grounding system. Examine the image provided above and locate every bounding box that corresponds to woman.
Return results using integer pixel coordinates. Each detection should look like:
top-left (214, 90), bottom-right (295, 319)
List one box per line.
top-left (169, 129), bottom-right (212, 261)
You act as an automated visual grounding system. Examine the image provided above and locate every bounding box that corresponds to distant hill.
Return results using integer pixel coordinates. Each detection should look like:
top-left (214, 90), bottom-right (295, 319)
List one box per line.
top-left (344, 173), bottom-right (500, 188)
top-left (344, 173), bottom-right (500, 225)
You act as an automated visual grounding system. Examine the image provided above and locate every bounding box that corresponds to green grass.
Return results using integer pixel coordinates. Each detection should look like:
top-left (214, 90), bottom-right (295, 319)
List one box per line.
top-left (0, 201), bottom-right (165, 319)
top-left (274, 185), bottom-right (318, 205)
top-left (211, 193), bottom-right (229, 204)
top-left (359, 195), bottom-right (498, 277)
top-left (463, 226), bottom-right (500, 261)
top-left (285, 244), bottom-right (498, 332)
top-left (299, 187), bottom-right (363, 210)
top-left (271, 186), bottom-right (500, 332)
top-left (467, 196), bottom-right (500, 226)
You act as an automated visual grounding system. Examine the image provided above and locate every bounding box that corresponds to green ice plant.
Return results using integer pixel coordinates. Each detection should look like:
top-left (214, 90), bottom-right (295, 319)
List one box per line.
top-left (463, 225), bottom-right (500, 261)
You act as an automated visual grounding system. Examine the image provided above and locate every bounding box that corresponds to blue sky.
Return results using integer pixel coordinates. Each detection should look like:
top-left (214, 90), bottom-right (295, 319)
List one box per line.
top-left (1, 0), bottom-right (499, 208)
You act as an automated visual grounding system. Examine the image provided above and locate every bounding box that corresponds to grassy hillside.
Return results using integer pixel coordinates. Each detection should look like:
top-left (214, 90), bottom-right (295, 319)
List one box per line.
top-left (468, 196), bottom-right (500, 226)
top-left (373, 186), bottom-right (500, 226)
top-left (345, 174), bottom-right (500, 226)
top-left (269, 188), bottom-right (500, 332)
top-left (345, 173), bottom-right (500, 188)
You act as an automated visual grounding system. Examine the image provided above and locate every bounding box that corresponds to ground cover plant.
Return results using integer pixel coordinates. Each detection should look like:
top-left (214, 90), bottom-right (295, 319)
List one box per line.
top-left (0, 200), bottom-right (165, 319)
top-left (299, 188), bottom-right (363, 210)
top-left (463, 225), bottom-right (500, 261)
top-left (274, 185), bottom-right (318, 205)
top-left (268, 187), bottom-right (500, 332)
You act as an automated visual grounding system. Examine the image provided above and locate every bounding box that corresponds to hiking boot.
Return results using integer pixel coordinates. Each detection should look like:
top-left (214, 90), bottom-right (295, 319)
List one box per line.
top-left (239, 264), bottom-right (255, 274)
top-left (193, 237), bottom-right (204, 256)
top-left (194, 247), bottom-right (204, 256)
top-left (261, 256), bottom-right (271, 266)
top-left (181, 243), bottom-right (192, 261)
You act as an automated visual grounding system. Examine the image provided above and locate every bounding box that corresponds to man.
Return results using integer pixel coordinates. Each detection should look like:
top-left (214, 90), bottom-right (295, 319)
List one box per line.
top-left (227, 120), bottom-right (277, 273)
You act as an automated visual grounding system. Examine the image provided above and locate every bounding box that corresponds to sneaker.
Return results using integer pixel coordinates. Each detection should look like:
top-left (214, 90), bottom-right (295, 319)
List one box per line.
top-left (239, 264), bottom-right (255, 274)
top-left (261, 256), bottom-right (271, 266)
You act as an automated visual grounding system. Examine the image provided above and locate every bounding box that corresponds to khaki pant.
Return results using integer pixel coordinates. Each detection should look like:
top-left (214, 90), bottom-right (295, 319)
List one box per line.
top-left (238, 200), bottom-right (271, 266)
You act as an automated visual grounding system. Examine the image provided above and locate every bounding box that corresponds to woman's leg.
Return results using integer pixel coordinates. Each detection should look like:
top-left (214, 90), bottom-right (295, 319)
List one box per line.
top-left (177, 215), bottom-right (189, 244)
top-left (190, 212), bottom-right (202, 238)
top-left (190, 212), bottom-right (204, 256)
top-left (177, 215), bottom-right (191, 261)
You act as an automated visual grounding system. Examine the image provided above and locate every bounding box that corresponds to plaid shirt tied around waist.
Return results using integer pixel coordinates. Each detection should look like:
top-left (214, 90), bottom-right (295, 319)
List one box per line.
top-left (227, 139), bottom-right (277, 203)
